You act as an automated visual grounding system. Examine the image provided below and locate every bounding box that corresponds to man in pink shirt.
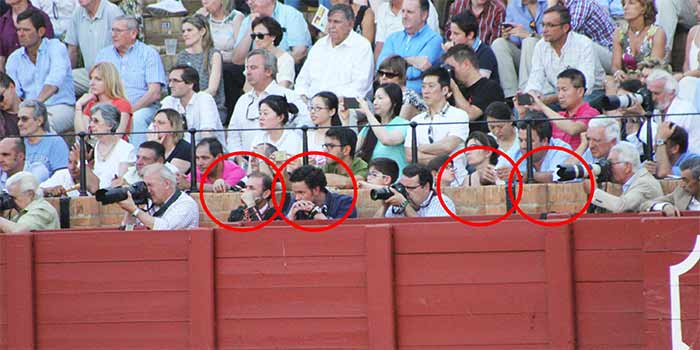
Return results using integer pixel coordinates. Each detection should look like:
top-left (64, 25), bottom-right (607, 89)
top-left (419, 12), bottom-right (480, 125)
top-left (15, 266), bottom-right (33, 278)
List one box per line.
top-left (183, 137), bottom-right (245, 192)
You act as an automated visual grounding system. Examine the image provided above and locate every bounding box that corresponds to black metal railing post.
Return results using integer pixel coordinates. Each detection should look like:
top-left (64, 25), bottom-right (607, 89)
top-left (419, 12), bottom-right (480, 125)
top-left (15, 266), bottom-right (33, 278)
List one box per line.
top-left (189, 128), bottom-right (197, 192)
top-left (78, 132), bottom-right (87, 196)
top-left (525, 122), bottom-right (534, 184)
top-left (410, 121), bottom-right (418, 164)
top-left (301, 125), bottom-right (309, 165)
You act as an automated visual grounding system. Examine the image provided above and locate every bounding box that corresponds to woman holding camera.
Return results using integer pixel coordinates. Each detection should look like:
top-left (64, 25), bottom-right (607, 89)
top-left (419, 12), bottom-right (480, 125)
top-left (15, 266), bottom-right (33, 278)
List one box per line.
top-left (463, 131), bottom-right (501, 187)
top-left (249, 95), bottom-right (303, 156)
top-left (148, 109), bottom-right (192, 174)
top-left (90, 103), bottom-right (136, 190)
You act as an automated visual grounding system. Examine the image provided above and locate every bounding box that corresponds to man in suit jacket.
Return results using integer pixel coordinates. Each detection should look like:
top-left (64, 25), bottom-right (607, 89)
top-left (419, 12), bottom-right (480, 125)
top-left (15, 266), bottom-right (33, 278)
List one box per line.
top-left (642, 157), bottom-right (700, 216)
top-left (584, 142), bottom-right (663, 213)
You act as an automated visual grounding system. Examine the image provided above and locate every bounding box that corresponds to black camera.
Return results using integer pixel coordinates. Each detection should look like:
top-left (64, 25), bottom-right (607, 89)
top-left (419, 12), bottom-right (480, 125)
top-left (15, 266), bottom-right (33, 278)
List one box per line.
top-left (0, 192), bottom-right (16, 211)
top-left (601, 87), bottom-right (654, 111)
top-left (295, 205), bottom-right (327, 220)
top-left (371, 183), bottom-right (409, 201)
top-left (556, 159), bottom-right (613, 183)
top-left (95, 181), bottom-right (150, 205)
top-left (441, 63), bottom-right (456, 81)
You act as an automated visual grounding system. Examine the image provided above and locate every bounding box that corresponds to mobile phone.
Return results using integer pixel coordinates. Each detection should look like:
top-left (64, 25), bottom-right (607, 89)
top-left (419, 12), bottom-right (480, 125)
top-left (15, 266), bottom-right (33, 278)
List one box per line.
top-left (501, 23), bottom-right (514, 30)
top-left (517, 93), bottom-right (534, 106)
top-left (343, 97), bottom-right (360, 109)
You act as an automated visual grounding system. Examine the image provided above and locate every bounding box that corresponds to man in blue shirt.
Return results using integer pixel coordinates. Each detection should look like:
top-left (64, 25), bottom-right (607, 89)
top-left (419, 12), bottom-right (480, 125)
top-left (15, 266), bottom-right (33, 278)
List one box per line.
top-left (16, 100), bottom-right (69, 183)
top-left (376, 0), bottom-right (442, 94)
top-left (285, 165), bottom-right (357, 221)
top-left (6, 9), bottom-right (74, 134)
top-left (647, 122), bottom-right (700, 179)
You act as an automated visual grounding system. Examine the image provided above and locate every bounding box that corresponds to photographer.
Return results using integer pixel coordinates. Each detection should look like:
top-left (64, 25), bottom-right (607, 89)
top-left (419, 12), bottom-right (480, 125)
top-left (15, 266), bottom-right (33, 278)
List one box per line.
top-left (0, 171), bottom-right (59, 233)
top-left (117, 164), bottom-right (199, 230)
top-left (358, 157), bottom-right (399, 190)
top-left (376, 163), bottom-right (455, 218)
top-left (228, 172), bottom-right (278, 223)
top-left (285, 165), bottom-right (357, 221)
top-left (642, 157), bottom-right (700, 216)
top-left (584, 141), bottom-right (663, 213)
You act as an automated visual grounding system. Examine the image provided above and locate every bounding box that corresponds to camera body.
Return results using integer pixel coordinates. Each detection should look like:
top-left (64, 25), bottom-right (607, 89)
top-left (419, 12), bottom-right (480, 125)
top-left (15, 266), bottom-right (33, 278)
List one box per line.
top-left (95, 181), bottom-right (150, 206)
top-left (294, 205), bottom-right (326, 220)
top-left (556, 159), bottom-right (613, 183)
top-left (0, 192), bottom-right (16, 211)
top-left (371, 183), bottom-right (410, 201)
top-left (441, 63), bottom-right (456, 81)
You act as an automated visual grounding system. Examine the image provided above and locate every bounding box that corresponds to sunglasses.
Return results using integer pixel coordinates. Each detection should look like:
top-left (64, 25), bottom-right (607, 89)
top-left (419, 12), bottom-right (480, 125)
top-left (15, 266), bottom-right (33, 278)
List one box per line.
top-left (250, 32), bottom-right (270, 40)
top-left (378, 70), bottom-right (399, 78)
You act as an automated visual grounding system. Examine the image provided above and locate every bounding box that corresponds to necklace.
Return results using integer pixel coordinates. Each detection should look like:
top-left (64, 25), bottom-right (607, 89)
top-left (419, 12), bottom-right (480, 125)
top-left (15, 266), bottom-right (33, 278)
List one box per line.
top-left (97, 139), bottom-right (118, 162)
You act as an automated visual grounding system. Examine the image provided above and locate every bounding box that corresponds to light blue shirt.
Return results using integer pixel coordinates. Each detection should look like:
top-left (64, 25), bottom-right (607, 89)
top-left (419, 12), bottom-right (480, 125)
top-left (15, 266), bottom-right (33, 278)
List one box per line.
top-left (505, 0), bottom-right (547, 46)
top-left (24, 134), bottom-right (69, 183)
top-left (376, 24), bottom-right (443, 93)
top-left (235, 3), bottom-right (312, 51)
top-left (514, 138), bottom-right (572, 175)
top-left (94, 40), bottom-right (166, 106)
top-left (673, 153), bottom-right (700, 176)
top-left (596, 0), bottom-right (623, 18)
top-left (6, 38), bottom-right (75, 106)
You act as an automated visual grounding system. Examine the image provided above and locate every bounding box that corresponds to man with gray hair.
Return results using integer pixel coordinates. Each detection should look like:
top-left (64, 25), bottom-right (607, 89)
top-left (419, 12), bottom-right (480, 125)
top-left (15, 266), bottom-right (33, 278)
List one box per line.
top-left (579, 116), bottom-right (620, 164)
top-left (0, 171), bottom-right (59, 233)
top-left (17, 99), bottom-right (69, 183)
top-left (226, 49), bottom-right (310, 153)
top-left (117, 163), bottom-right (199, 230)
top-left (583, 141), bottom-right (663, 213)
top-left (642, 157), bottom-right (700, 216)
top-left (94, 15), bottom-right (166, 148)
top-left (295, 4), bottom-right (374, 101)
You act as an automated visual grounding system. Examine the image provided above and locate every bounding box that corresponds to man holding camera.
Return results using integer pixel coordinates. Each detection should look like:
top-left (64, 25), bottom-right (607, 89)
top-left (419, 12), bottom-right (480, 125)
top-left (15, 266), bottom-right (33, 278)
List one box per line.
top-left (0, 171), bottom-right (59, 233)
top-left (376, 163), bottom-right (455, 218)
top-left (285, 165), bottom-right (357, 221)
top-left (117, 163), bottom-right (199, 230)
top-left (642, 157), bottom-right (700, 216)
top-left (228, 172), bottom-right (278, 223)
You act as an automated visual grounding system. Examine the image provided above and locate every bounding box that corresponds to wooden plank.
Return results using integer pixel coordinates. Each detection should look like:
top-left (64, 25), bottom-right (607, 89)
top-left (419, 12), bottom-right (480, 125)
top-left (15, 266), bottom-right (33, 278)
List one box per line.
top-left (642, 253), bottom-right (700, 287)
top-left (0, 235), bottom-right (5, 350)
top-left (36, 292), bottom-right (188, 324)
top-left (573, 219), bottom-right (644, 250)
top-left (544, 227), bottom-right (575, 349)
top-left (574, 251), bottom-right (643, 282)
top-left (644, 284), bottom-right (699, 319)
top-left (216, 256), bottom-right (366, 288)
top-left (215, 227), bottom-right (367, 258)
top-left (5, 234), bottom-right (34, 349)
top-left (216, 318), bottom-right (368, 348)
top-left (397, 314), bottom-right (548, 346)
top-left (400, 346), bottom-right (548, 350)
top-left (36, 322), bottom-right (189, 349)
top-left (576, 312), bottom-right (643, 346)
top-left (396, 284), bottom-right (547, 315)
top-left (188, 229), bottom-right (215, 349)
top-left (35, 260), bottom-right (188, 293)
top-left (34, 230), bottom-right (189, 262)
top-left (364, 225), bottom-right (396, 350)
top-left (644, 319), bottom-right (698, 350)
top-left (640, 218), bottom-right (700, 252)
top-left (395, 252), bottom-right (546, 285)
top-left (575, 282), bottom-right (644, 313)
top-left (217, 287), bottom-right (367, 319)
top-left (0, 235), bottom-right (4, 263)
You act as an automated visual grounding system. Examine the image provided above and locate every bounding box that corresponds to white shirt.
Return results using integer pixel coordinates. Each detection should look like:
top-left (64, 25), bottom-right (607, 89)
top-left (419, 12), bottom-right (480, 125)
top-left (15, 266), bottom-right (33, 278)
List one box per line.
top-left (31, 0), bottom-right (78, 37)
top-left (277, 51), bottom-right (296, 87)
top-left (374, 1), bottom-right (440, 43)
top-left (384, 190), bottom-right (455, 217)
top-left (160, 92), bottom-right (225, 147)
top-left (664, 97), bottom-right (700, 154)
top-left (93, 139), bottom-right (136, 189)
top-left (526, 31), bottom-right (605, 95)
top-left (249, 129), bottom-right (303, 155)
top-left (227, 81), bottom-right (312, 152)
top-left (295, 31), bottom-right (374, 99)
top-left (122, 163), bottom-right (180, 185)
top-left (40, 168), bottom-right (80, 197)
top-left (495, 136), bottom-right (520, 169)
top-left (147, 191), bottom-right (199, 230)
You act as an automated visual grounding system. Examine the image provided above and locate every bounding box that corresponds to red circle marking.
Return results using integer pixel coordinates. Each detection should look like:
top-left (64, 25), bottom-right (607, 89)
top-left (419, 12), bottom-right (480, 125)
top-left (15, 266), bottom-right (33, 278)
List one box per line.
top-left (199, 151), bottom-right (285, 232)
top-left (436, 146), bottom-right (523, 227)
top-left (509, 145), bottom-right (595, 226)
top-left (271, 151), bottom-right (358, 232)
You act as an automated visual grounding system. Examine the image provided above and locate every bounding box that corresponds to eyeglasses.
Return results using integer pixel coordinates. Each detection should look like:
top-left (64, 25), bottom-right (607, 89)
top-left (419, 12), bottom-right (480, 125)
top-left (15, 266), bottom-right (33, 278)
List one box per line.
top-left (250, 32), bottom-right (270, 40)
top-left (402, 183), bottom-right (422, 190)
top-left (378, 70), bottom-right (399, 78)
top-left (367, 171), bottom-right (387, 178)
top-left (309, 106), bottom-right (328, 113)
top-left (322, 143), bottom-right (343, 149)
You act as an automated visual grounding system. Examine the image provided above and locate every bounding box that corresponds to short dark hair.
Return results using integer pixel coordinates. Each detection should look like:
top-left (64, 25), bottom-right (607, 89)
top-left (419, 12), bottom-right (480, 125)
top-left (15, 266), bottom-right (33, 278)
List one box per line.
top-left (368, 157), bottom-right (399, 183)
top-left (325, 127), bottom-right (358, 158)
top-left (171, 64), bottom-right (200, 92)
top-left (450, 10), bottom-right (478, 40)
top-left (312, 91), bottom-right (341, 126)
top-left (426, 154), bottom-right (450, 174)
top-left (544, 4), bottom-right (571, 30)
top-left (421, 66), bottom-right (451, 89)
top-left (418, 0), bottom-right (429, 13)
top-left (443, 43), bottom-right (479, 70)
top-left (17, 9), bottom-right (46, 32)
top-left (251, 16), bottom-right (284, 47)
top-left (466, 131), bottom-right (499, 165)
top-left (515, 112), bottom-right (553, 143)
top-left (4, 137), bottom-right (25, 155)
top-left (289, 165), bottom-right (327, 192)
top-left (557, 68), bottom-right (586, 90)
top-left (139, 141), bottom-right (166, 161)
top-left (248, 171), bottom-right (273, 194)
top-left (0, 71), bottom-right (14, 90)
top-left (259, 95), bottom-right (299, 125)
top-left (196, 137), bottom-right (224, 157)
top-left (667, 124), bottom-right (689, 154)
top-left (403, 163), bottom-right (433, 188)
top-left (484, 101), bottom-right (513, 121)
top-left (680, 155), bottom-right (700, 171)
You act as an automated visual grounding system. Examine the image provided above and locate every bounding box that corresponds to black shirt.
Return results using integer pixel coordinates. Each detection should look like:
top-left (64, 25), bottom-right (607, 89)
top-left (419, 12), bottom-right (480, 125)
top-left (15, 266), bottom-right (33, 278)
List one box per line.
top-left (167, 139), bottom-right (192, 172)
top-left (476, 42), bottom-right (500, 83)
top-left (459, 77), bottom-right (505, 134)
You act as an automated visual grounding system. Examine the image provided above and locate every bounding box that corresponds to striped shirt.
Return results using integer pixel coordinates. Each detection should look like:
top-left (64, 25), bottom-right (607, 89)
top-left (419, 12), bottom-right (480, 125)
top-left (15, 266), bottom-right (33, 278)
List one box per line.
top-left (446, 0), bottom-right (505, 45)
top-left (566, 0), bottom-right (615, 49)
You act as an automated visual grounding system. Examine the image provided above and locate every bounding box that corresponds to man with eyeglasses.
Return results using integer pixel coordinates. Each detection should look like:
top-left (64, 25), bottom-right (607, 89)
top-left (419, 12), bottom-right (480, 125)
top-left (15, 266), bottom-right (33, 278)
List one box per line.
top-left (0, 71), bottom-right (20, 138)
top-left (359, 157), bottom-right (399, 190)
top-left (321, 127), bottom-right (368, 189)
top-left (0, 171), bottom-right (59, 233)
top-left (376, 163), bottom-right (455, 218)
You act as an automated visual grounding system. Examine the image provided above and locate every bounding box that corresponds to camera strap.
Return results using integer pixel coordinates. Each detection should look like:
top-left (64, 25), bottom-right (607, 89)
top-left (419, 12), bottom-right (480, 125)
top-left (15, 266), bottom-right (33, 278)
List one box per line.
top-left (152, 190), bottom-right (182, 218)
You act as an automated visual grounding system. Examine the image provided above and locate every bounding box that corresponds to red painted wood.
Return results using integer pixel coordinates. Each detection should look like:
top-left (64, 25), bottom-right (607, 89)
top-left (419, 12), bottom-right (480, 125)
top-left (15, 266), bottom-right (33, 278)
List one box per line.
top-left (573, 219), bottom-right (644, 250)
top-left (644, 320), bottom-right (699, 350)
top-left (576, 312), bottom-right (643, 346)
top-left (575, 282), bottom-right (644, 313)
top-left (0, 235), bottom-right (5, 350)
top-left (642, 254), bottom-right (700, 287)
top-left (5, 234), bottom-right (34, 349)
top-left (644, 285), bottom-right (699, 319)
top-left (574, 251), bottom-right (643, 282)
top-left (36, 322), bottom-right (189, 349)
top-left (365, 225), bottom-right (396, 349)
top-left (400, 346), bottom-right (549, 350)
top-left (188, 229), bottom-right (216, 349)
top-left (640, 218), bottom-right (700, 252)
top-left (545, 227), bottom-right (576, 349)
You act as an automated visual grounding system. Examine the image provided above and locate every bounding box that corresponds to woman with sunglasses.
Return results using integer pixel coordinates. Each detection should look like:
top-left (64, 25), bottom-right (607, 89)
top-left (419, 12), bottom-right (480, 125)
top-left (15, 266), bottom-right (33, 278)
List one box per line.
top-left (464, 131), bottom-right (501, 187)
top-left (197, 0), bottom-right (243, 63)
top-left (249, 16), bottom-right (295, 88)
top-left (377, 55), bottom-right (427, 120)
top-left (249, 95), bottom-right (302, 155)
top-left (74, 62), bottom-right (131, 141)
top-left (147, 108), bottom-right (192, 174)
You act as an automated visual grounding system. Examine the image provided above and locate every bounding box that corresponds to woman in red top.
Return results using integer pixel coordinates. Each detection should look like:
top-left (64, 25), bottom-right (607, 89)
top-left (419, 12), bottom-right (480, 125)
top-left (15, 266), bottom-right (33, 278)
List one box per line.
top-left (74, 62), bottom-right (132, 140)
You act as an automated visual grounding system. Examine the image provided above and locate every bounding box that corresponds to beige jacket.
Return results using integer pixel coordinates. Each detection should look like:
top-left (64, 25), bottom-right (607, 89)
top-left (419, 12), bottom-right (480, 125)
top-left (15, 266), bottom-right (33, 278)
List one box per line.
top-left (641, 185), bottom-right (695, 212)
top-left (592, 168), bottom-right (663, 213)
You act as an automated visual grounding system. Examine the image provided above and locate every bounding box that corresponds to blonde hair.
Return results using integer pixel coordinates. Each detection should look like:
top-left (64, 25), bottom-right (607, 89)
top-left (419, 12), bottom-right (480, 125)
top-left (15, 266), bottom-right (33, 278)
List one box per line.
top-left (89, 62), bottom-right (128, 101)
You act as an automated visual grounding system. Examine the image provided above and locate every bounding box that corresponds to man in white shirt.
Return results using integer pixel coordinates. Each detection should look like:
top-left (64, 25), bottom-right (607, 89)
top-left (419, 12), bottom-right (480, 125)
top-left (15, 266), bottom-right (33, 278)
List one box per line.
top-left (295, 4), bottom-right (374, 101)
top-left (377, 163), bottom-right (455, 217)
top-left (227, 49), bottom-right (310, 153)
top-left (374, 0), bottom-right (439, 63)
top-left (160, 65), bottom-right (225, 147)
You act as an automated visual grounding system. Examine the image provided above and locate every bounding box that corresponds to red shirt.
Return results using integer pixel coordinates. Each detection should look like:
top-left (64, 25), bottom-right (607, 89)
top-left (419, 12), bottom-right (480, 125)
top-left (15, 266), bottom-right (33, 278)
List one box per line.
top-left (555, 102), bottom-right (599, 149)
top-left (0, 4), bottom-right (54, 57)
top-left (446, 0), bottom-right (505, 45)
top-left (83, 98), bottom-right (133, 141)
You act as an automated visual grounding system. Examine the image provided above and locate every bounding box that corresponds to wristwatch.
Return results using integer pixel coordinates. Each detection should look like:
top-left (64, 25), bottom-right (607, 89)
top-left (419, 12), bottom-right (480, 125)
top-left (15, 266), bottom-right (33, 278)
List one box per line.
top-left (131, 208), bottom-right (141, 218)
top-left (655, 139), bottom-right (666, 146)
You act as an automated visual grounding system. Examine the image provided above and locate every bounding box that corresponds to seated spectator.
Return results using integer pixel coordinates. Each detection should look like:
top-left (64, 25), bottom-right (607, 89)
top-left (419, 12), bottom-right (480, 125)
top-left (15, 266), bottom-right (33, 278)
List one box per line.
top-left (7, 9), bottom-right (74, 133)
top-left (654, 0), bottom-right (697, 54)
top-left (518, 68), bottom-right (598, 151)
top-left (0, 0), bottom-right (53, 71)
top-left (376, 55), bottom-right (427, 119)
top-left (577, 116), bottom-right (620, 164)
top-left (160, 65), bottom-right (225, 146)
top-left (556, 0), bottom-right (616, 74)
top-left (356, 83), bottom-right (408, 173)
top-left (232, 0), bottom-right (311, 65)
top-left (308, 91), bottom-right (343, 154)
top-left (0, 171), bottom-right (59, 232)
top-left (114, 141), bottom-right (180, 187)
top-left (443, 10), bottom-right (500, 81)
top-left (197, 0), bottom-right (243, 63)
top-left (359, 156), bottom-right (399, 189)
top-left (186, 137), bottom-right (245, 192)
top-left (0, 137), bottom-right (25, 190)
top-left (177, 15), bottom-right (226, 124)
top-left (249, 95), bottom-right (303, 155)
top-left (330, 0), bottom-right (375, 44)
top-left (611, 0), bottom-right (666, 82)
top-left (249, 142), bottom-right (278, 180)
top-left (426, 154), bottom-right (456, 188)
top-left (88, 103), bottom-right (135, 189)
top-left (31, 0), bottom-right (75, 39)
top-left (321, 127), bottom-right (368, 189)
top-left (18, 100), bottom-right (68, 182)
top-left (66, 0), bottom-right (124, 96)
top-left (248, 16), bottom-right (295, 88)
top-left (40, 142), bottom-right (93, 197)
top-left (376, 0), bottom-right (443, 94)
top-left (285, 165), bottom-right (358, 220)
top-left (227, 171), bottom-right (277, 222)
top-left (642, 157), bottom-right (700, 215)
top-left (597, 0), bottom-right (624, 22)
top-left (677, 18), bottom-right (700, 112)
top-left (464, 131), bottom-right (501, 186)
top-left (295, 4), bottom-right (374, 102)
top-left (485, 101), bottom-right (519, 168)
top-left (645, 122), bottom-right (699, 178)
top-left (443, 44), bottom-right (505, 134)
top-left (584, 141), bottom-right (662, 212)
top-left (0, 71), bottom-right (20, 138)
top-left (74, 62), bottom-right (132, 140)
top-left (118, 163), bottom-right (199, 230)
top-left (490, 0), bottom-right (547, 98)
top-left (147, 108), bottom-right (192, 174)
top-left (227, 49), bottom-right (310, 153)
top-left (374, 0), bottom-right (440, 64)
top-left (94, 15), bottom-right (166, 147)
top-left (376, 163), bottom-right (456, 217)
top-left (445, 0), bottom-right (505, 45)
top-left (525, 5), bottom-right (606, 106)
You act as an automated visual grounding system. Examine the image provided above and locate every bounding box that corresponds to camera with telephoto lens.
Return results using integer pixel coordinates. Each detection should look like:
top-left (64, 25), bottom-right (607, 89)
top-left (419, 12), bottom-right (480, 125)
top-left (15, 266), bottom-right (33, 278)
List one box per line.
top-left (371, 183), bottom-right (410, 201)
top-left (95, 181), bottom-right (150, 205)
top-left (600, 87), bottom-right (654, 111)
top-left (0, 192), bottom-right (16, 211)
top-left (556, 159), bottom-right (613, 183)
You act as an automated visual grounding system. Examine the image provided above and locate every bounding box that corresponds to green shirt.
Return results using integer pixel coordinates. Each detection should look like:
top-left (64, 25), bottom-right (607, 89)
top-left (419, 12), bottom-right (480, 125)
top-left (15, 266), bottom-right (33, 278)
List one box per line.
top-left (322, 157), bottom-right (369, 179)
top-left (12, 198), bottom-right (60, 231)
